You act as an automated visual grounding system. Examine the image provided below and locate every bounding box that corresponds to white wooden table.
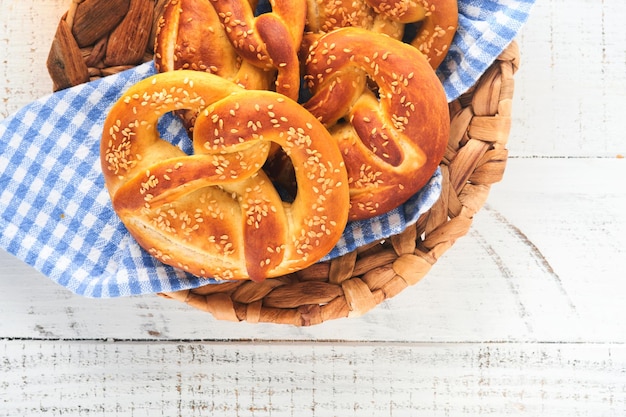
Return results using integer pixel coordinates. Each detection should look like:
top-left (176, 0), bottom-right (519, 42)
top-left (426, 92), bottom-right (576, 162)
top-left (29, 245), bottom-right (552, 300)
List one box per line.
top-left (1, 0), bottom-right (625, 415)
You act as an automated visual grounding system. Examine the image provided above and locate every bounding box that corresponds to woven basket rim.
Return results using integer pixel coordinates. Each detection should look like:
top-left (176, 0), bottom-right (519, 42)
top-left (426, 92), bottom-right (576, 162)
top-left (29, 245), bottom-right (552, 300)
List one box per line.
top-left (46, 0), bottom-right (520, 326)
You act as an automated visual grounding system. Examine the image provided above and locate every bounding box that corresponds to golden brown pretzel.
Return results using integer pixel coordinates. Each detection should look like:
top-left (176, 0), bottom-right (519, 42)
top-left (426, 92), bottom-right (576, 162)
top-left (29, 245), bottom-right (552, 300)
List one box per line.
top-left (208, 0), bottom-right (307, 101)
top-left (154, 0), bottom-right (272, 131)
top-left (304, 0), bottom-right (457, 70)
top-left (364, 0), bottom-right (458, 69)
top-left (154, 0), bottom-right (270, 89)
top-left (101, 70), bottom-right (349, 282)
top-left (302, 27), bottom-right (449, 221)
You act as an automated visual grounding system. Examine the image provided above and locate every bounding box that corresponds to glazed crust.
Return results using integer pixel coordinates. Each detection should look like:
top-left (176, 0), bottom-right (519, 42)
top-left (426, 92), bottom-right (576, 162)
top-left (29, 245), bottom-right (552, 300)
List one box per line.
top-left (305, 0), bottom-right (404, 38)
top-left (153, 0), bottom-right (272, 131)
top-left (302, 27), bottom-right (449, 220)
top-left (396, 0), bottom-right (459, 69)
top-left (306, 0), bottom-right (458, 69)
top-left (207, 0), bottom-right (307, 100)
top-left (101, 70), bottom-right (349, 282)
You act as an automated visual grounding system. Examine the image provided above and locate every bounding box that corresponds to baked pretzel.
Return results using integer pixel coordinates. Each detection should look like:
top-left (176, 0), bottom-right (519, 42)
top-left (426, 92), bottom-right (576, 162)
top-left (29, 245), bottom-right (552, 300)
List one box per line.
top-left (305, 0), bottom-right (456, 70)
top-left (154, 0), bottom-right (272, 131)
top-left (101, 70), bottom-right (349, 282)
top-left (364, 0), bottom-right (458, 69)
top-left (208, 0), bottom-right (307, 101)
top-left (302, 27), bottom-right (449, 221)
top-left (154, 0), bottom-right (270, 89)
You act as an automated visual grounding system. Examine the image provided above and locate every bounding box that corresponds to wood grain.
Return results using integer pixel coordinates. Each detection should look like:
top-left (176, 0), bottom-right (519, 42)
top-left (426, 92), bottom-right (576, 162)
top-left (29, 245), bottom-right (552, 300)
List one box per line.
top-left (2, 341), bottom-right (625, 416)
top-left (0, 0), bottom-right (67, 118)
top-left (511, 0), bottom-right (626, 157)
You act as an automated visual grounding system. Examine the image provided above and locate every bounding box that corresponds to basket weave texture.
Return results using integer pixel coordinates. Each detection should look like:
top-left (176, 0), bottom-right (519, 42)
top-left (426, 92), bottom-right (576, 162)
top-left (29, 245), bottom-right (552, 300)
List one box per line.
top-left (48, 0), bottom-right (520, 326)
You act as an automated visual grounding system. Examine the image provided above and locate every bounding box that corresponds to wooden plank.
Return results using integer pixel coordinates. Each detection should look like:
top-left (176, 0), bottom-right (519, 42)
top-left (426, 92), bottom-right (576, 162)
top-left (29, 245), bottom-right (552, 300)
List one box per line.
top-left (511, 0), bottom-right (626, 157)
top-left (0, 159), bottom-right (624, 343)
top-left (486, 158), bottom-right (626, 341)
top-left (2, 340), bottom-right (625, 416)
top-left (0, 0), bottom-right (68, 118)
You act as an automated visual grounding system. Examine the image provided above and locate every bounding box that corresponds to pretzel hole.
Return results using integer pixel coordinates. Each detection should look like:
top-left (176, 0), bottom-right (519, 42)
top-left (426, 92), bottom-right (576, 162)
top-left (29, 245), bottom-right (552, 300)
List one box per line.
top-left (157, 111), bottom-right (195, 155)
top-left (402, 20), bottom-right (424, 44)
top-left (255, 0), bottom-right (272, 15)
top-left (337, 75), bottom-right (404, 167)
top-left (366, 75), bottom-right (382, 98)
top-left (263, 147), bottom-right (297, 203)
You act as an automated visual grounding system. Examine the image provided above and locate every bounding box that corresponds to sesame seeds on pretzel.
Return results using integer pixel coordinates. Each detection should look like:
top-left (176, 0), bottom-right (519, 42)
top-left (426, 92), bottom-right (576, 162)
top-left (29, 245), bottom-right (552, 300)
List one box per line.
top-left (154, 0), bottom-right (272, 90)
top-left (101, 70), bottom-right (349, 282)
top-left (154, 0), bottom-right (274, 132)
top-left (302, 27), bottom-right (449, 221)
top-left (306, 0), bottom-right (458, 69)
top-left (366, 0), bottom-right (459, 69)
top-left (305, 0), bottom-right (404, 39)
top-left (209, 0), bottom-right (307, 101)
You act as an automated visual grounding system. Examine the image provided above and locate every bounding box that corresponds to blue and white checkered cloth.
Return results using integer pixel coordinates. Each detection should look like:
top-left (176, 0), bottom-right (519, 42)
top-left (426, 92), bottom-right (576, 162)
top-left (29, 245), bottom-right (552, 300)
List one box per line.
top-left (0, 0), bottom-right (535, 297)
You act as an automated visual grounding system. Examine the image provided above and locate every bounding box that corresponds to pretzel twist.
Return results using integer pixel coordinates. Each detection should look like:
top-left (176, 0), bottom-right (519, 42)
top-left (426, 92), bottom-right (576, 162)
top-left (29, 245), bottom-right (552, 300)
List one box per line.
top-left (302, 27), bottom-right (449, 221)
top-left (154, 0), bottom-right (271, 90)
top-left (101, 70), bottom-right (349, 282)
top-left (154, 0), bottom-right (274, 132)
top-left (208, 0), bottom-right (307, 101)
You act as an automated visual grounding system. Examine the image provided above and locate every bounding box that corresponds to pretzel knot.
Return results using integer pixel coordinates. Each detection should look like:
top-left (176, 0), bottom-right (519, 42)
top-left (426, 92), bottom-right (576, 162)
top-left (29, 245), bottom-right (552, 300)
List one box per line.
top-left (154, 0), bottom-right (275, 133)
top-left (209, 0), bottom-right (307, 101)
top-left (303, 27), bottom-right (449, 221)
top-left (101, 70), bottom-right (349, 282)
top-left (154, 0), bottom-right (270, 90)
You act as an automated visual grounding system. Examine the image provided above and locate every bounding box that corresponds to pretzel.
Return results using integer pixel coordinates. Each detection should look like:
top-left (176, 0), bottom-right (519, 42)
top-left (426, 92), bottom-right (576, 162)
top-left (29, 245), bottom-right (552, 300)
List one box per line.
top-left (154, 0), bottom-right (272, 131)
top-left (154, 0), bottom-right (271, 90)
top-left (364, 0), bottom-right (458, 69)
top-left (101, 70), bottom-right (349, 282)
top-left (302, 27), bottom-right (449, 221)
top-left (208, 0), bottom-right (307, 101)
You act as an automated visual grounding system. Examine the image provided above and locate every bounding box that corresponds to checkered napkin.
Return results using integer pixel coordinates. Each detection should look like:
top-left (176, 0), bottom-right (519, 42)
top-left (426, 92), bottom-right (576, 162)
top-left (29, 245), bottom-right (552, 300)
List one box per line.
top-left (0, 0), bottom-right (535, 297)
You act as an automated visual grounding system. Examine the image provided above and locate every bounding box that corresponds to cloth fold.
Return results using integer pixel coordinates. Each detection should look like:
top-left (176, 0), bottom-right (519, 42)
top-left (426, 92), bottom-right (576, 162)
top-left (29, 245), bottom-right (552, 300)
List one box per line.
top-left (0, 0), bottom-right (535, 297)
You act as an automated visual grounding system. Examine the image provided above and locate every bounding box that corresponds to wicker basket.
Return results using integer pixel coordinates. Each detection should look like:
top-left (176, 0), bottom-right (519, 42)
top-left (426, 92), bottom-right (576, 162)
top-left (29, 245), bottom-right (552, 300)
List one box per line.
top-left (47, 0), bottom-right (520, 326)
